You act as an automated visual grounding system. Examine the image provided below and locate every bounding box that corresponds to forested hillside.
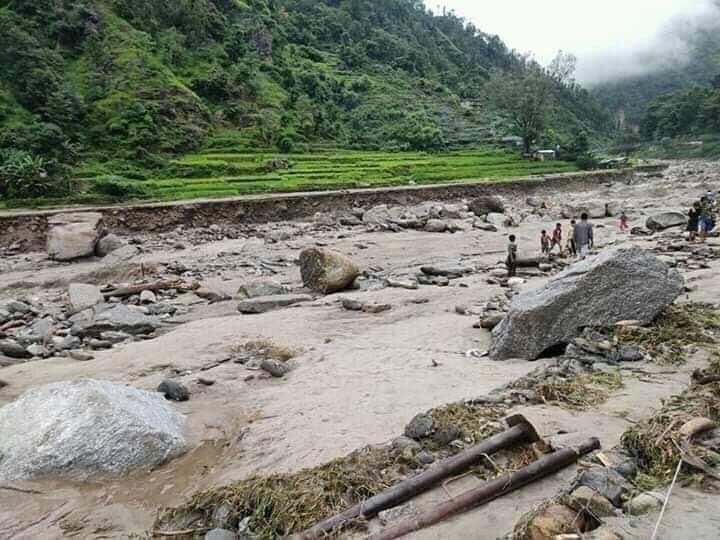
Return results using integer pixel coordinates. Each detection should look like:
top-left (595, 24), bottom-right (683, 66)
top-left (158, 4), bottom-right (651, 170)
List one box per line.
top-left (0, 0), bottom-right (611, 200)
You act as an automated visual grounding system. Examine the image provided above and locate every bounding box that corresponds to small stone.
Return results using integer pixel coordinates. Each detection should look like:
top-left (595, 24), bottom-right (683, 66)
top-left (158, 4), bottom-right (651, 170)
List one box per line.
top-left (432, 276), bottom-right (450, 287)
top-left (341, 298), bottom-right (364, 311)
top-left (613, 459), bottom-right (638, 480)
top-left (237, 280), bottom-right (288, 299)
top-left (425, 219), bottom-right (448, 233)
top-left (140, 290), bottom-right (157, 304)
top-left (362, 303), bottom-right (392, 314)
top-left (625, 491), bottom-right (663, 515)
top-left (237, 294), bottom-right (312, 314)
top-left (157, 380), bottom-right (190, 402)
top-left (585, 527), bottom-right (624, 540)
top-left (0, 340), bottom-right (30, 359)
top-left (404, 413), bottom-right (434, 440)
top-left (88, 339), bottom-right (113, 350)
top-left (378, 502), bottom-right (419, 527)
top-left (205, 529), bottom-right (237, 540)
top-left (58, 335), bottom-right (82, 350)
top-left (260, 359), bottom-right (290, 378)
top-left (68, 351), bottom-right (94, 362)
top-left (198, 378), bottom-right (215, 386)
top-left (25, 344), bottom-right (50, 358)
top-left (392, 436), bottom-right (422, 455)
top-left (525, 504), bottom-right (585, 540)
top-left (145, 303), bottom-right (177, 316)
top-left (210, 503), bottom-right (235, 529)
top-left (386, 279), bottom-right (419, 290)
top-left (69, 283), bottom-right (104, 311)
top-left (96, 234), bottom-right (126, 257)
top-left (578, 467), bottom-right (628, 506)
top-left (432, 424), bottom-right (462, 447)
top-left (100, 331), bottom-right (131, 344)
top-left (565, 486), bottom-right (616, 518)
top-left (5, 301), bottom-right (32, 314)
top-left (478, 314), bottom-right (504, 330)
top-left (416, 451), bottom-right (435, 465)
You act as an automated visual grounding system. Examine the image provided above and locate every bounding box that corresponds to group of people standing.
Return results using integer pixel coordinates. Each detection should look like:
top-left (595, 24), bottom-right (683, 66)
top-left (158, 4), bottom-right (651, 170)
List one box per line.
top-left (506, 214), bottom-right (595, 277)
top-left (687, 192), bottom-right (717, 242)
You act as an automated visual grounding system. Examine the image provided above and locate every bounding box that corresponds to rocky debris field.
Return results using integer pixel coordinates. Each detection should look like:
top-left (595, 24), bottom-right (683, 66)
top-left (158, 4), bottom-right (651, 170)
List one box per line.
top-left (2, 161), bottom-right (720, 539)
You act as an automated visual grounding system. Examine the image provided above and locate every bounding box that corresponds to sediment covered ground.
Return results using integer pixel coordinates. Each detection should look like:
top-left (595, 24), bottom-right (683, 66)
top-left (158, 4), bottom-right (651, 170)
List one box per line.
top-left (1, 161), bottom-right (720, 539)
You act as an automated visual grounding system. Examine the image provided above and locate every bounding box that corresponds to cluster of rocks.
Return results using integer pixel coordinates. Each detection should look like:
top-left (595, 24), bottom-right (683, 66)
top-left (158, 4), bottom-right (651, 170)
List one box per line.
top-left (649, 234), bottom-right (720, 272)
top-left (46, 212), bottom-right (138, 262)
top-left (515, 449), bottom-right (664, 540)
top-left (0, 282), bottom-right (183, 365)
top-left (333, 196), bottom-right (522, 235)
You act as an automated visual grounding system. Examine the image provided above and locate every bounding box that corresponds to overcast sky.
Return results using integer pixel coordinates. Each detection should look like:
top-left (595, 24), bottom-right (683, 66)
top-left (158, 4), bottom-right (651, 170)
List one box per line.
top-left (434, 0), bottom-right (716, 84)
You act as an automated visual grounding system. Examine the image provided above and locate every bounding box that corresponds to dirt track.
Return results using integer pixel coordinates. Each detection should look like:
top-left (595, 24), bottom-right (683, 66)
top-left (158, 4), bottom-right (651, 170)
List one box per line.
top-left (1, 160), bottom-right (720, 539)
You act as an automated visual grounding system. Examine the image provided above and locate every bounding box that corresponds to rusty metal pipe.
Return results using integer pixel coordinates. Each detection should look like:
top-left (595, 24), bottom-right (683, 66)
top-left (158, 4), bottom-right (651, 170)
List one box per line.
top-left (369, 438), bottom-right (601, 540)
top-left (292, 414), bottom-right (540, 539)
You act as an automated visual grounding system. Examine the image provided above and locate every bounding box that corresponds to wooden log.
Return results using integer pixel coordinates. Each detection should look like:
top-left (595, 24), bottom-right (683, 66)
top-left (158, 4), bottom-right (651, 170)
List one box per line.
top-left (292, 415), bottom-right (540, 540)
top-left (102, 280), bottom-right (198, 299)
top-left (369, 438), bottom-right (601, 540)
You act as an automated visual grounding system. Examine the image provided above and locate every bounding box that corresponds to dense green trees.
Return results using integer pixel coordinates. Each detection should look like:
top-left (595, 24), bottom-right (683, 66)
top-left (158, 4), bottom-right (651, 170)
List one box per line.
top-left (640, 82), bottom-right (720, 139)
top-left (0, 0), bottom-right (612, 199)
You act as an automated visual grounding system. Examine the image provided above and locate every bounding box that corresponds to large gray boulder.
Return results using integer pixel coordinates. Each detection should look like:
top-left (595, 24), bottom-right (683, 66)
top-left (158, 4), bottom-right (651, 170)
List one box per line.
top-left (646, 210), bottom-right (687, 231)
top-left (46, 212), bottom-right (103, 261)
top-left (489, 247), bottom-right (684, 360)
top-left (0, 379), bottom-right (190, 480)
top-left (299, 248), bottom-right (360, 294)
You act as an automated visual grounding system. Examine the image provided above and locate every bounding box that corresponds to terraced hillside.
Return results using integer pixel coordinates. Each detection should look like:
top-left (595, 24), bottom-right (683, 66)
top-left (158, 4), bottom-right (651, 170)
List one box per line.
top-left (0, 0), bottom-right (609, 205)
top-left (65, 148), bottom-right (578, 204)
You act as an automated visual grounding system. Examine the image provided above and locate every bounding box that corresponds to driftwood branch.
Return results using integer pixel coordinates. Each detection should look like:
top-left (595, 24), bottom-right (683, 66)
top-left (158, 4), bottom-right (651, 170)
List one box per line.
top-left (102, 280), bottom-right (199, 299)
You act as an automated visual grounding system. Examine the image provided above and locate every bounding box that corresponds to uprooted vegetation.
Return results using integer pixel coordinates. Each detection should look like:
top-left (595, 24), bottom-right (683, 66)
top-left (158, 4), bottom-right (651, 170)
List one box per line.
top-left (535, 372), bottom-right (625, 410)
top-left (621, 359), bottom-right (720, 490)
top-left (154, 401), bottom-right (535, 538)
top-left (231, 339), bottom-right (296, 364)
top-left (614, 303), bottom-right (720, 364)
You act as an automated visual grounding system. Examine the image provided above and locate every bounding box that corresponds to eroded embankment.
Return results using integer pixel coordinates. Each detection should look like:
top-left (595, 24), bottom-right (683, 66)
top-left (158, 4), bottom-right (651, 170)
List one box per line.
top-left (0, 167), bottom-right (663, 249)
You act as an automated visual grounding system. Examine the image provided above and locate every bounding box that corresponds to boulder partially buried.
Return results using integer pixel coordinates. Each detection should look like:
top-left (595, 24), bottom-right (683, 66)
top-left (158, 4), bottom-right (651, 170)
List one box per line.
top-left (0, 379), bottom-right (190, 481)
top-left (646, 210), bottom-right (687, 231)
top-left (469, 196), bottom-right (505, 216)
top-left (299, 248), bottom-right (360, 294)
top-left (46, 212), bottom-right (103, 261)
top-left (489, 247), bottom-right (684, 360)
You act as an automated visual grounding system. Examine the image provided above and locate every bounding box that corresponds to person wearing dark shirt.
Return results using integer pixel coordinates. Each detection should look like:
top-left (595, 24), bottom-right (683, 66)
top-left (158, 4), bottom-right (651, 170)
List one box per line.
top-left (573, 213), bottom-right (594, 257)
top-left (687, 202), bottom-right (700, 242)
top-left (506, 235), bottom-right (518, 277)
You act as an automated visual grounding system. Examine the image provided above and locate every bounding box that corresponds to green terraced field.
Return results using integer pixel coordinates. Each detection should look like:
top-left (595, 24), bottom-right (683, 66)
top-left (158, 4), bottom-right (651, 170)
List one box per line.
top-left (117, 148), bottom-right (578, 202)
top-left (0, 148), bottom-right (579, 209)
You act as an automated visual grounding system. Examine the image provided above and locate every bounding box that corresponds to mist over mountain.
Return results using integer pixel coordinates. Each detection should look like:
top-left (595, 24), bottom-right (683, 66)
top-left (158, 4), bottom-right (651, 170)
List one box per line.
top-left (588, 0), bottom-right (720, 124)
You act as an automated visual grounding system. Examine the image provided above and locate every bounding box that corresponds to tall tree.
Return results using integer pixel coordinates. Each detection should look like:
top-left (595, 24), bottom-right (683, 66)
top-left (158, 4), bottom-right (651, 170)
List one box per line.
top-left (489, 71), bottom-right (550, 154)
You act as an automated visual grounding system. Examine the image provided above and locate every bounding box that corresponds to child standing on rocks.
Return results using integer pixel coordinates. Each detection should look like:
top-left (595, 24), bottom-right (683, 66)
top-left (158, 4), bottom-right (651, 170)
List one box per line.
top-left (506, 234), bottom-right (518, 277)
top-left (619, 211), bottom-right (629, 233)
top-left (550, 223), bottom-right (563, 253)
top-left (540, 230), bottom-right (550, 255)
